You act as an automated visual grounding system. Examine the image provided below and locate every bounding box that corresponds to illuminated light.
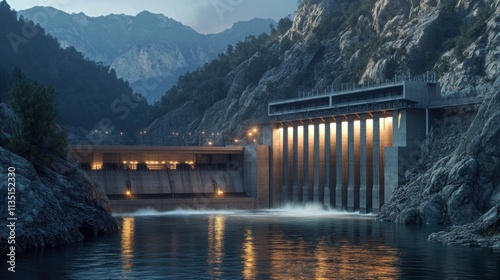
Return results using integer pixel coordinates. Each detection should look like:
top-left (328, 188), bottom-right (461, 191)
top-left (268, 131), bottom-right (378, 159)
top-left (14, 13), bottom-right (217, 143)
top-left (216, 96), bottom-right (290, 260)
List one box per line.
top-left (123, 161), bottom-right (127, 164)
top-left (161, 161), bottom-right (166, 164)
top-left (145, 161), bottom-right (150, 164)
top-left (398, 111), bottom-right (402, 128)
top-left (253, 128), bottom-right (258, 133)
top-left (105, 131), bottom-right (109, 134)
top-left (208, 141), bottom-right (213, 145)
top-left (248, 132), bottom-right (253, 137)
top-left (253, 139), bottom-right (257, 142)
top-left (234, 139), bottom-right (239, 143)
top-left (217, 190), bottom-right (224, 195)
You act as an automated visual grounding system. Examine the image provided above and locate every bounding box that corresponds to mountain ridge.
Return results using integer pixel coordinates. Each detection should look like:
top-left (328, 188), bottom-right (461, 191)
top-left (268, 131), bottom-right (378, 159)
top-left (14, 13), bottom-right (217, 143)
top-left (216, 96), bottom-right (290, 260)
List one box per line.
top-left (19, 7), bottom-right (277, 102)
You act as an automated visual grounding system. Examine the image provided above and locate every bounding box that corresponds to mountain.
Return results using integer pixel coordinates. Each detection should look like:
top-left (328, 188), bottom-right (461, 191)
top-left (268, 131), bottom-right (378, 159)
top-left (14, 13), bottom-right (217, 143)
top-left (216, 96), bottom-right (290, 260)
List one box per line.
top-left (142, 0), bottom-right (500, 246)
top-left (0, 1), bottom-right (150, 132)
top-left (19, 7), bottom-right (277, 102)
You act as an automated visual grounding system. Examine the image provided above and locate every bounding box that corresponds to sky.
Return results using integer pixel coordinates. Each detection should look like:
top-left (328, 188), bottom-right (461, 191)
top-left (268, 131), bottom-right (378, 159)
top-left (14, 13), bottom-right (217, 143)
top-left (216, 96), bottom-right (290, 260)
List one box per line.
top-left (9, 0), bottom-right (298, 34)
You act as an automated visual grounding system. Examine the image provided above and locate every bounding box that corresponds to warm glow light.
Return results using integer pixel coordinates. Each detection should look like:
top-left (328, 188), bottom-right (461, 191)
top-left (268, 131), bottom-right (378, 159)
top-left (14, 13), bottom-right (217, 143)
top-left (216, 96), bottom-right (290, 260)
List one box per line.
top-left (162, 161), bottom-right (166, 164)
top-left (208, 215), bottom-right (225, 278)
top-left (121, 217), bottom-right (135, 270)
top-left (253, 128), bottom-right (258, 133)
top-left (248, 132), bottom-right (253, 137)
top-left (123, 161), bottom-right (127, 164)
top-left (242, 227), bottom-right (256, 279)
top-left (398, 111), bottom-right (402, 128)
top-left (217, 190), bottom-right (224, 195)
top-left (208, 141), bottom-right (213, 145)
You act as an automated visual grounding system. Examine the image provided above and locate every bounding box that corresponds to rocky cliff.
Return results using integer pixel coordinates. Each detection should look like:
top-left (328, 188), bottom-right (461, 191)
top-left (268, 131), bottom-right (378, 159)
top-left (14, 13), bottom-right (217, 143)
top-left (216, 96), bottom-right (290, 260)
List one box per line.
top-left (0, 103), bottom-right (120, 253)
top-left (19, 7), bottom-right (276, 102)
top-left (145, 0), bottom-right (500, 247)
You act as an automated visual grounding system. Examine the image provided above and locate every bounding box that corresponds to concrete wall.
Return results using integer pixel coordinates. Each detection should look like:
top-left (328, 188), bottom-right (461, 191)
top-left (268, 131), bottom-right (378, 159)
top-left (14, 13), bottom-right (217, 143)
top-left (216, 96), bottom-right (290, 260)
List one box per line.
top-left (243, 145), bottom-right (271, 209)
top-left (384, 109), bottom-right (426, 206)
top-left (89, 169), bottom-right (244, 195)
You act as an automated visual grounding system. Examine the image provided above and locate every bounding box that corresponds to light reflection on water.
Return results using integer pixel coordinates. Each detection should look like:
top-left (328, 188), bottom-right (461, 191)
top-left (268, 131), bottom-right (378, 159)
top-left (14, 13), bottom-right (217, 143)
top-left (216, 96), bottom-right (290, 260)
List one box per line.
top-left (120, 217), bottom-right (135, 271)
top-left (5, 207), bottom-right (500, 280)
top-left (207, 215), bottom-right (225, 278)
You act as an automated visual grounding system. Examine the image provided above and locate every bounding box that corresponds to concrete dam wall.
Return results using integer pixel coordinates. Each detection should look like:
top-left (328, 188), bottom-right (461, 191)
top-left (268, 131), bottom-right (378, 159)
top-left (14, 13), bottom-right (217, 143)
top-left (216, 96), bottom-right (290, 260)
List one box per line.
top-left (88, 169), bottom-right (244, 195)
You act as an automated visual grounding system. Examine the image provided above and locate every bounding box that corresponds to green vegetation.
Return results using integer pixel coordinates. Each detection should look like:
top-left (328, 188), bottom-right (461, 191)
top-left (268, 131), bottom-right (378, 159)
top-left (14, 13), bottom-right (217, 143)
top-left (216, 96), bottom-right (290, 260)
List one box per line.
top-left (454, 5), bottom-right (493, 62)
top-left (413, 1), bottom-right (493, 74)
top-left (0, 1), bottom-right (150, 132)
top-left (313, 0), bottom-right (375, 40)
top-left (8, 70), bottom-right (67, 162)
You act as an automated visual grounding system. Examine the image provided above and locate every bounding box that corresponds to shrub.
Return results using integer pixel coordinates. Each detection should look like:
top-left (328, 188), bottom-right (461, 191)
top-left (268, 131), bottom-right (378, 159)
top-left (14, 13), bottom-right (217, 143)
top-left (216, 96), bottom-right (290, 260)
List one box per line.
top-left (8, 70), bottom-right (67, 162)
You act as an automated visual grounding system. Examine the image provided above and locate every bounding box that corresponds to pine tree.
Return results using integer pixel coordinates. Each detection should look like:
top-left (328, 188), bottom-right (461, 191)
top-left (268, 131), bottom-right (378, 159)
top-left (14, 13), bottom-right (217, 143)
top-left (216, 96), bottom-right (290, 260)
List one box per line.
top-left (8, 69), bottom-right (67, 162)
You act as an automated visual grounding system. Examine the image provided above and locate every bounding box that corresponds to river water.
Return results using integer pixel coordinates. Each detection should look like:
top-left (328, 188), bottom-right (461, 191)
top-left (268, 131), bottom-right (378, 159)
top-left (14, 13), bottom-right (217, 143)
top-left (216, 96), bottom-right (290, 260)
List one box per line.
top-left (4, 205), bottom-right (500, 279)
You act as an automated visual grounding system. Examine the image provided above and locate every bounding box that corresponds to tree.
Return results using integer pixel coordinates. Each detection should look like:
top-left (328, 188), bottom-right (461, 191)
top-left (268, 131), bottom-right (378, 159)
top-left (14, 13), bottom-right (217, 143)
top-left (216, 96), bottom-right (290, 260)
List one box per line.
top-left (277, 17), bottom-right (293, 34)
top-left (8, 70), bottom-right (67, 162)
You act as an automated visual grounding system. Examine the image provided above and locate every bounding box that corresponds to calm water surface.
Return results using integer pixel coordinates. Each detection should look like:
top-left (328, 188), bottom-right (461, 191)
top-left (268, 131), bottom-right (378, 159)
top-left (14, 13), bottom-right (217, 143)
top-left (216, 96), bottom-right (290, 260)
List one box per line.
top-left (4, 206), bottom-right (500, 279)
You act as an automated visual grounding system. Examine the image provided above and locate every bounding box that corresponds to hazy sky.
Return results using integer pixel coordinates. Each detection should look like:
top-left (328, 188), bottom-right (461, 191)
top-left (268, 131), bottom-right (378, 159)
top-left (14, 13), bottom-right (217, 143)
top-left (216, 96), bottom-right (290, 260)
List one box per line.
top-left (9, 0), bottom-right (298, 34)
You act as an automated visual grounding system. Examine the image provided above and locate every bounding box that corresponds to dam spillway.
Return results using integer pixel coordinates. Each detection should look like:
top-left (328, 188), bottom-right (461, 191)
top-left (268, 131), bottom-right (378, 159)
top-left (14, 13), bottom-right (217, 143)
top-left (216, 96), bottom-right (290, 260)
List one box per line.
top-left (263, 79), bottom-right (442, 213)
top-left (70, 77), bottom-right (482, 214)
top-left (70, 145), bottom-right (270, 212)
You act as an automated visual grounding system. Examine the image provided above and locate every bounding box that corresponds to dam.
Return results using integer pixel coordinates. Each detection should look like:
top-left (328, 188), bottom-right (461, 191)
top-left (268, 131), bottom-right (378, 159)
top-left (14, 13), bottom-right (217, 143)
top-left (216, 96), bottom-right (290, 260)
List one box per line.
top-left (70, 145), bottom-right (270, 212)
top-left (261, 77), bottom-right (481, 213)
top-left (70, 76), bottom-right (481, 214)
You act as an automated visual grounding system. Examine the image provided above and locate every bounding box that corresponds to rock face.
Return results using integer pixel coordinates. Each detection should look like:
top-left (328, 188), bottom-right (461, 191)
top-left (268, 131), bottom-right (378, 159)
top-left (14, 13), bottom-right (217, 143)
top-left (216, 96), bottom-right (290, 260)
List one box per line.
top-left (19, 7), bottom-right (276, 102)
top-left (428, 205), bottom-right (500, 248)
top-left (379, 77), bottom-right (500, 227)
top-left (0, 103), bottom-right (120, 253)
top-left (143, 0), bottom-right (500, 247)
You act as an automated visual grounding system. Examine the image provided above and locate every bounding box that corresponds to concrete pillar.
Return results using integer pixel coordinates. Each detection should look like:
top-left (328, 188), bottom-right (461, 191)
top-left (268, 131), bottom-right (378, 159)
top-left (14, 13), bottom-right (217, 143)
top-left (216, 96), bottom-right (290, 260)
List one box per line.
top-left (292, 122), bottom-right (299, 203)
top-left (302, 121), bottom-right (309, 203)
top-left (261, 124), bottom-right (273, 146)
top-left (372, 113), bottom-right (380, 214)
top-left (347, 115), bottom-right (355, 212)
top-left (335, 119), bottom-right (343, 209)
top-left (359, 114), bottom-right (368, 213)
top-left (324, 118), bottom-right (331, 207)
top-left (313, 119), bottom-right (320, 203)
top-left (282, 122), bottom-right (289, 205)
top-left (271, 125), bottom-right (282, 208)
